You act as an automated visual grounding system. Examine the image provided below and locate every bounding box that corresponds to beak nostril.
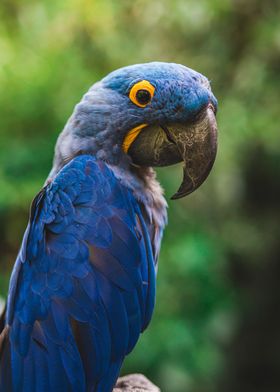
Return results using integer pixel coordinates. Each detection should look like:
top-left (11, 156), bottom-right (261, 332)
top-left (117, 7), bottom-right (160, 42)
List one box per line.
top-left (208, 101), bottom-right (218, 115)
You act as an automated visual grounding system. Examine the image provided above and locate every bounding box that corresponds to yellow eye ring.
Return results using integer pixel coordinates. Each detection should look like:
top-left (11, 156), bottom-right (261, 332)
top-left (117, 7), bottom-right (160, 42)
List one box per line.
top-left (129, 80), bottom-right (155, 108)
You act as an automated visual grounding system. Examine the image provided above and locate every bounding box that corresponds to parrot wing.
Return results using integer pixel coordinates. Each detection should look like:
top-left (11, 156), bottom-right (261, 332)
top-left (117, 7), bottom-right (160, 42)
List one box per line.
top-left (0, 155), bottom-right (156, 392)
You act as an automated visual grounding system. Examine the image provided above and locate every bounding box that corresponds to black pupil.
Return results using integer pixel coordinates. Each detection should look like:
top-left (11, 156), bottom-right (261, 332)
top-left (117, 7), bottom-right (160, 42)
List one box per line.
top-left (136, 89), bottom-right (151, 105)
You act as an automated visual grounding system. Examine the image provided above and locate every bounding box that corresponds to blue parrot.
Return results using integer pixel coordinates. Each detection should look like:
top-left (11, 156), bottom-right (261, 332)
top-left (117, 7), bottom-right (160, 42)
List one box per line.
top-left (0, 62), bottom-right (217, 391)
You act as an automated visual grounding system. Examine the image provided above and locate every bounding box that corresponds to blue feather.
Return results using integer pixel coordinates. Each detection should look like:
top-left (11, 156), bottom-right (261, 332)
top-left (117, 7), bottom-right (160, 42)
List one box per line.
top-left (1, 155), bottom-right (158, 391)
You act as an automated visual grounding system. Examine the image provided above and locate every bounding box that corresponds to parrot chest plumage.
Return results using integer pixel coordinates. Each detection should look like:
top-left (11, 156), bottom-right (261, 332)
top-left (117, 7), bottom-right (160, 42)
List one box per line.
top-left (0, 155), bottom-right (167, 392)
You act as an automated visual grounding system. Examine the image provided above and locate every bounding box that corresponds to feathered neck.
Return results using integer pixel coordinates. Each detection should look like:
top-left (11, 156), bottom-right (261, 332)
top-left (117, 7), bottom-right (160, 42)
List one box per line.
top-left (108, 164), bottom-right (168, 230)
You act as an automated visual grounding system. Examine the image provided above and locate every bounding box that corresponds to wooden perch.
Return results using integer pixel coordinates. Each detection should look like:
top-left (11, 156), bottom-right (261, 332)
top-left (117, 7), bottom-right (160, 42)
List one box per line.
top-left (114, 374), bottom-right (160, 391)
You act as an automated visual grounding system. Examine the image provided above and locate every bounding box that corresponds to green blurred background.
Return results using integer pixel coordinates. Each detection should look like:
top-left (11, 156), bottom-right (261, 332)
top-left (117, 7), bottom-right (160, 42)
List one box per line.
top-left (0, 1), bottom-right (280, 391)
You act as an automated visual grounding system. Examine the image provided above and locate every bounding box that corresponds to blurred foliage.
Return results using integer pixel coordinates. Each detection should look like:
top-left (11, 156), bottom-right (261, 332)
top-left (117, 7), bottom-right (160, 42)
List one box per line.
top-left (0, 0), bottom-right (280, 391)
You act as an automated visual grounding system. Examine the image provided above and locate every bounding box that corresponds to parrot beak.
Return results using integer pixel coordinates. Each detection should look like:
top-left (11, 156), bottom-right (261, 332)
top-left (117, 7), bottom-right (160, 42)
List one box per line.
top-left (127, 104), bottom-right (217, 199)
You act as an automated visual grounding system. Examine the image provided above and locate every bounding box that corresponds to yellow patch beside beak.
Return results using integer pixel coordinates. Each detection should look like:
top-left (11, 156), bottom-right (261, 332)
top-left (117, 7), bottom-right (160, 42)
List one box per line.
top-left (122, 124), bottom-right (148, 153)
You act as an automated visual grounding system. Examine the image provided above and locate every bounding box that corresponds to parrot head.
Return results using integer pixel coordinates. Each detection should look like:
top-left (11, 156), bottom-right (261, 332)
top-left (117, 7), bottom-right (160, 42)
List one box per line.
top-left (54, 62), bottom-right (218, 199)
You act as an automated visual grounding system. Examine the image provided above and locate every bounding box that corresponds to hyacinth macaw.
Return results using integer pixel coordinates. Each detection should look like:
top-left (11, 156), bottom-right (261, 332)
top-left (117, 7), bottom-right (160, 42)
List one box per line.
top-left (0, 62), bottom-right (217, 392)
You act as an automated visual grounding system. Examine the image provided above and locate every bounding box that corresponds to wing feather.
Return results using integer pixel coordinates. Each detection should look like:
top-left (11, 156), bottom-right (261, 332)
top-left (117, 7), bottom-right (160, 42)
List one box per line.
top-left (0, 155), bottom-right (157, 392)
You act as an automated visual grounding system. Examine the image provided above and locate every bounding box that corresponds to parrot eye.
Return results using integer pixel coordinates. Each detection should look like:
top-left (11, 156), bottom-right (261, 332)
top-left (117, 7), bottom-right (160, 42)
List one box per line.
top-left (129, 80), bottom-right (155, 108)
top-left (136, 89), bottom-right (151, 105)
